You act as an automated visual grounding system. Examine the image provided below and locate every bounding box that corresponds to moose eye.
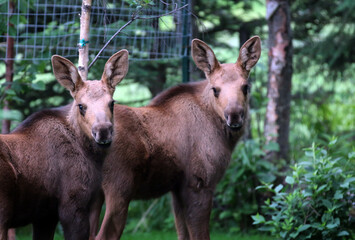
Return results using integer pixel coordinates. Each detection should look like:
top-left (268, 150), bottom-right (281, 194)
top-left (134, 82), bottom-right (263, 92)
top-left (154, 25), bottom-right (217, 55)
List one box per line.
top-left (212, 87), bottom-right (220, 98)
top-left (109, 101), bottom-right (115, 113)
top-left (78, 104), bottom-right (86, 116)
top-left (241, 84), bottom-right (250, 96)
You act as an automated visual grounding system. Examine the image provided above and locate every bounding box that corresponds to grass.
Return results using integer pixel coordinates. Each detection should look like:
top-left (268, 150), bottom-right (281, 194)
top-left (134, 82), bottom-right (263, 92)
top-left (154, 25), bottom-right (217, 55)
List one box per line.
top-left (122, 232), bottom-right (273, 240)
top-left (16, 229), bottom-right (273, 240)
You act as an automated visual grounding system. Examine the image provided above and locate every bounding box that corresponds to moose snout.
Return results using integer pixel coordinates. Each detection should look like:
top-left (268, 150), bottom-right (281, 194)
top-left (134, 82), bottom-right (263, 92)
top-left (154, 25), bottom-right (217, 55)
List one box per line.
top-left (92, 122), bottom-right (113, 145)
top-left (224, 106), bottom-right (245, 130)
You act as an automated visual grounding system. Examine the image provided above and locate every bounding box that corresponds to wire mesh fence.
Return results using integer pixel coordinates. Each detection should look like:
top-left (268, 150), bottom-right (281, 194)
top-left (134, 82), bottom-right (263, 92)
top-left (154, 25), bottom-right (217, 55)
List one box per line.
top-left (0, 0), bottom-right (191, 62)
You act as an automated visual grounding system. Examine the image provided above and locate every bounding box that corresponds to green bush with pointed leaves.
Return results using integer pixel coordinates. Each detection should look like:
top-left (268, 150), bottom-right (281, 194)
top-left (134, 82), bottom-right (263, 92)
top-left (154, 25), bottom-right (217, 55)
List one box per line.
top-left (252, 139), bottom-right (355, 239)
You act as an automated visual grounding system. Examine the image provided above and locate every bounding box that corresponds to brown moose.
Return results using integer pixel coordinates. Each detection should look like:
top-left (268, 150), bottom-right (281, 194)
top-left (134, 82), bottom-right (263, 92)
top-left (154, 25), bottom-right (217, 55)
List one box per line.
top-left (92, 36), bottom-right (261, 240)
top-left (0, 50), bottom-right (129, 240)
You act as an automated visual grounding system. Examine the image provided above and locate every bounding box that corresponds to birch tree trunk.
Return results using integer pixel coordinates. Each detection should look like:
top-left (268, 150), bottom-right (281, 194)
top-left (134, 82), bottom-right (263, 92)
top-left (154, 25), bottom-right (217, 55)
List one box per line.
top-left (2, 0), bottom-right (15, 134)
top-left (264, 0), bottom-right (293, 161)
top-left (78, 0), bottom-right (92, 80)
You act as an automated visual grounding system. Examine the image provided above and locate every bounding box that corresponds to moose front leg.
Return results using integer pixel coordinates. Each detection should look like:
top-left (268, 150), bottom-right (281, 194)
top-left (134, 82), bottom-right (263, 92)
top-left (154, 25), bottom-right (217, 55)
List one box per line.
top-left (89, 191), bottom-right (105, 240)
top-left (182, 185), bottom-right (214, 240)
top-left (96, 193), bottom-right (130, 240)
top-left (59, 201), bottom-right (90, 240)
top-left (0, 225), bottom-right (8, 240)
top-left (172, 191), bottom-right (189, 240)
top-left (32, 217), bottom-right (58, 240)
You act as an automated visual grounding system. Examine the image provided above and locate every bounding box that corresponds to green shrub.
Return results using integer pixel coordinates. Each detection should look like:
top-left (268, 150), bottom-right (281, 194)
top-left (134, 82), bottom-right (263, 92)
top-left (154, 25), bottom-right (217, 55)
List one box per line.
top-left (211, 139), bottom-right (279, 233)
top-left (252, 139), bottom-right (355, 239)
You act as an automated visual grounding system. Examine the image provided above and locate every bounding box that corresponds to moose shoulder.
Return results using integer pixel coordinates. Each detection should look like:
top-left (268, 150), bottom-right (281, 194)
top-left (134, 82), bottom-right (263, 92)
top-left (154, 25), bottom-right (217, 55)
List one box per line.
top-left (95, 36), bottom-right (261, 240)
top-left (0, 50), bottom-right (129, 240)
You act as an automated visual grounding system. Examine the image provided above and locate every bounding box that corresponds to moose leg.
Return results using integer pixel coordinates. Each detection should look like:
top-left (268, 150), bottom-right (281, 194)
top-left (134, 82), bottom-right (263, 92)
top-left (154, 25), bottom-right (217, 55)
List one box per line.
top-left (7, 229), bottom-right (15, 240)
top-left (183, 187), bottom-right (213, 240)
top-left (0, 206), bottom-right (10, 240)
top-left (0, 228), bottom-right (7, 240)
top-left (171, 191), bottom-right (189, 240)
top-left (0, 161), bottom-right (16, 240)
top-left (32, 218), bottom-right (58, 240)
top-left (96, 194), bottom-right (129, 240)
top-left (0, 223), bottom-right (8, 240)
top-left (89, 191), bottom-right (105, 240)
top-left (59, 203), bottom-right (90, 240)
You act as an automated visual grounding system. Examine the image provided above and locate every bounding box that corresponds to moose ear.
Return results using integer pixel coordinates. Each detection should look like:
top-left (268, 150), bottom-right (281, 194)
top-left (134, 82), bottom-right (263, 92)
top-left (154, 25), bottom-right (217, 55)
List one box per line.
top-left (102, 49), bottom-right (129, 90)
top-left (51, 55), bottom-right (84, 93)
top-left (191, 39), bottom-right (220, 75)
top-left (237, 36), bottom-right (261, 72)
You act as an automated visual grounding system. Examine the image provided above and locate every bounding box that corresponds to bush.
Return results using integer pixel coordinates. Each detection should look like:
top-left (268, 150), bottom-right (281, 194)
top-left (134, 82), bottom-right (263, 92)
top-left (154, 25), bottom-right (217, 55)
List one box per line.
top-left (211, 139), bottom-right (279, 233)
top-left (252, 139), bottom-right (355, 239)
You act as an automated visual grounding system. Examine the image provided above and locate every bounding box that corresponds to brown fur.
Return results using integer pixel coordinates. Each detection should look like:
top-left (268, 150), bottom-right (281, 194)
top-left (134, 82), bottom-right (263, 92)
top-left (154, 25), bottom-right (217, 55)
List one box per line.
top-left (93, 37), bottom-right (261, 240)
top-left (0, 50), bottom-right (129, 240)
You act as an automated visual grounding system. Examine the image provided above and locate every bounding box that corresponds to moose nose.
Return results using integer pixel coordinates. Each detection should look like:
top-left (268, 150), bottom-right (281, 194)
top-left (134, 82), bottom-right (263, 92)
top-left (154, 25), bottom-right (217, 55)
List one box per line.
top-left (224, 106), bottom-right (245, 130)
top-left (92, 122), bottom-right (113, 145)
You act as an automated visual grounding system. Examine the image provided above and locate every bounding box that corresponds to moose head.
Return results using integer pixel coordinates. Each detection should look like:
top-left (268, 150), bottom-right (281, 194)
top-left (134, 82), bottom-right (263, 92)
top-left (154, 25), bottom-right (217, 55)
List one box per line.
top-left (192, 36), bottom-right (261, 131)
top-left (51, 50), bottom-right (129, 145)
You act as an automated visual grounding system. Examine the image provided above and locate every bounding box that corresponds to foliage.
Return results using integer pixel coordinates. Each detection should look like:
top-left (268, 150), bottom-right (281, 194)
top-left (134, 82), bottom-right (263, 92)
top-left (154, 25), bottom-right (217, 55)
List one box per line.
top-left (210, 138), bottom-right (280, 233)
top-left (252, 140), bottom-right (355, 239)
top-left (292, 0), bottom-right (355, 74)
top-left (124, 196), bottom-right (175, 233)
top-left (0, 60), bottom-right (70, 124)
top-left (127, 0), bottom-right (155, 10)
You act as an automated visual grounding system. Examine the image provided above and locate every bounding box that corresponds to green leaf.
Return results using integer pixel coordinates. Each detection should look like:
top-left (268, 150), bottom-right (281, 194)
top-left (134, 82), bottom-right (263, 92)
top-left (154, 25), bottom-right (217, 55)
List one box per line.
top-left (333, 190), bottom-right (343, 199)
top-left (322, 199), bottom-right (332, 209)
top-left (257, 172), bottom-right (276, 183)
top-left (340, 177), bottom-right (355, 189)
top-left (258, 225), bottom-right (273, 231)
top-left (251, 213), bottom-right (265, 224)
top-left (5, 89), bottom-right (16, 96)
top-left (285, 176), bottom-right (295, 185)
top-left (290, 231), bottom-right (299, 238)
top-left (31, 81), bottom-right (46, 91)
top-left (255, 185), bottom-right (268, 190)
top-left (328, 138), bottom-right (337, 146)
top-left (298, 224), bottom-right (311, 232)
top-left (264, 142), bottom-right (280, 152)
top-left (275, 184), bottom-right (283, 193)
top-left (337, 231), bottom-right (349, 236)
top-left (219, 211), bottom-right (232, 219)
top-left (316, 184), bottom-right (327, 193)
top-left (252, 148), bottom-right (266, 157)
top-left (280, 231), bottom-right (287, 238)
top-left (0, 109), bottom-right (23, 121)
top-left (326, 222), bottom-right (338, 229)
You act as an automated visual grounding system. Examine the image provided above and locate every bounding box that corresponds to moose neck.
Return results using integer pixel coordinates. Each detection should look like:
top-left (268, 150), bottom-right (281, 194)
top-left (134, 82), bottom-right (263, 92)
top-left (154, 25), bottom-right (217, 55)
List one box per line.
top-left (202, 82), bottom-right (246, 150)
top-left (67, 103), bottom-right (108, 165)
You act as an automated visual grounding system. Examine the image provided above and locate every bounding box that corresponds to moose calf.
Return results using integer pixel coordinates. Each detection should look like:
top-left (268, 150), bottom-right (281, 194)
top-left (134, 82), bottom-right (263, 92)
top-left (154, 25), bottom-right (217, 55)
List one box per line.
top-left (0, 50), bottom-right (129, 240)
top-left (92, 36), bottom-right (261, 240)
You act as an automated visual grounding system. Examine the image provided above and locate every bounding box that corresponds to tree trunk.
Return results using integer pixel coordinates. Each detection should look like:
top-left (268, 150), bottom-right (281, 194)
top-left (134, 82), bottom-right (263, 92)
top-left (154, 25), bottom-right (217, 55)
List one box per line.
top-left (4, 3), bottom-right (15, 240)
top-left (2, 0), bottom-right (15, 134)
top-left (1, 1), bottom-right (15, 134)
top-left (78, 0), bottom-right (92, 81)
top-left (2, 36), bottom-right (14, 134)
top-left (264, 0), bottom-right (293, 161)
